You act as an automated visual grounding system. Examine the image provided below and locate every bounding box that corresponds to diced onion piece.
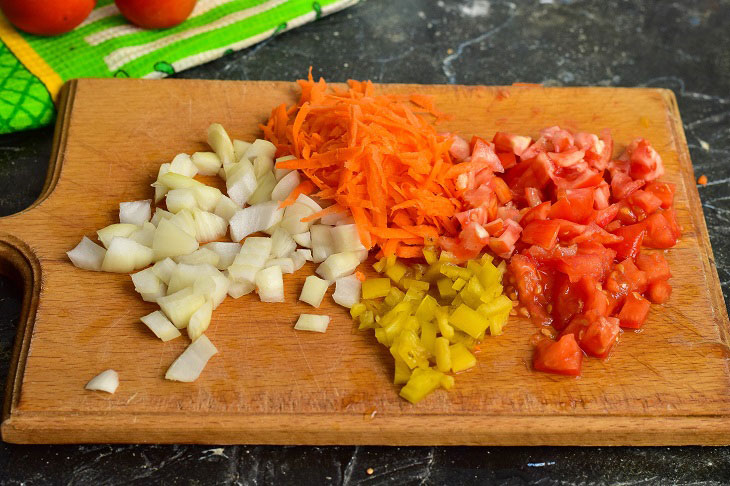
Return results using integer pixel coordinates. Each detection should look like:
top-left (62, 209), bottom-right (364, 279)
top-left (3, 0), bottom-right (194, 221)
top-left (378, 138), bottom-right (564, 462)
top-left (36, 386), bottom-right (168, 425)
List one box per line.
top-left (333, 274), bottom-right (361, 308)
top-left (140, 285), bottom-right (167, 303)
top-left (226, 273), bottom-right (255, 298)
top-left (266, 257), bottom-right (295, 274)
top-left (271, 227), bottom-right (296, 259)
top-left (248, 171), bottom-right (277, 205)
top-left (150, 208), bottom-right (174, 226)
top-left (119, 200), bottom-right (151, 226)
top-left (280, 202), bottom-right (314, 234)
top-left (192, 209), bottom-right (227, 242)
top-left (130, 222), bottom-right (156, 247)
top-left (335, 216), bottom-right (356, 226)
top-left (158, 172), bottom-right (203, 190)
top-left (320, 209), bottom-right (349, 226)
top-left (151, 257), bottom-right (176, 284)
top-left (153, 182), bottom-right (167, 203)
top-left (193, 274), bottom-right (229, 309)
top-left (191, 151), bottom-right (222, 176)
top-left (153, 218), bottom-right (199, 260)
top-left (331, 224), bottom-right (366, 253)
top-left (97, 223), bottom-right (138, 249)
top-left (310, 225), bottom-right (335, 263)
top-left (274, 155), bottom-right (295, 181)
top-left (292, 232), bottom-right (311, 248)
top-left (228, 264), bottom-right (261, 287)
top-left (296, 248), bottom-right (313, 261)
top-left (291, 250), bottom-right (307, 271)
top-left (229, 201), bottom-right (284, 242)
top-left (207, 123), bottom-right (235, 166)
top-left (157, 287), bottom-right (205, 329)
top-left (203, 242), bottom-right (241, 270)
top-left (242, 236), bottom-right (273, 257)
top-left (169, 209), bottom-right (196, 236)
top-left (299, 275), bottom-right (331, 307)
top-left (232, 252), bottom-right (267, 268)
top-left (253, 155), bottom-right (274, 179)
top-left (170, 153), bottom-right (198, 178)
top-left (193, 185), bottom-right (223, 212)
top-left (226, 159), bottom-right (258, 207)
top-left (175, 247), bottom-right (220, 267)
top-left (140, 311), bottom-right (181, 341)
top-left (101, 237), bottom-right (153, 273)
top-left (131, 267), bottom-right (163, 294)
top-left (316, 252), bottom-right (361, 281)
top-left (187, 300), bottom-right (213, 342)
top-left (165, 334), bottom-right (218, 382)
top-left (213, 195), bottom-right (240, 222)
top-left (255, 265), bottom-right (284, 302)
top-left (85, 369), bottom-right (119, 393)
top-left (295, 194), bottom-right (323, 214)
top-left (166, 188), bottom-right (198, 213)
top-left (167, 263), bottom-right (219, 294)
top-left (67, 236), bottom-right (106, 271)
top-left (233, 139), bottom-right (252, 162)
top-left (294, 314), bottom-right (330, 333)
top-left (243, 139), bottom-right (276, 161)
top-left (157, 163), bottom-right (171, 180)
top-left (270, 170), bottom-right (300, 201)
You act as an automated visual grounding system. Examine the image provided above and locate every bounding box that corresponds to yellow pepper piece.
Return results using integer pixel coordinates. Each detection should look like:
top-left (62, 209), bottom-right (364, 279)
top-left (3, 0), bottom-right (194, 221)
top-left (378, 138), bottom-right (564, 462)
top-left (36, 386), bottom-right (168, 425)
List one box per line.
top-left (488, 311), bottom-right (509, 336)
top-left (373, 257), bottom-right (387, 273)
top-left (440, 374), bottom-right (455, 390)
top-left (362, 278), bottom-right (391, 299)
top-left (448, 303), bottom-right (490, 339)
top-left (450, 342), bottom-right (477, 372)
top-left (419, 319), bottom-right (437, 354)
top-left (435, 308), bottom-right (454, 340)
top-left (423, 246), bottom-right (439, 264)
top-left (402, 278), bottom-right (430, 292)
top-left (384, 286), bottom-right (405, 307)
top-left (385, 260), bottom-right (408, 284)
top-left (434, 337), bottom-right (452, 372)
top-left (357, 310), bottom-right (375, 330)
top-left (478, 294), bottom-right (513, 317)
top-left (437, 278), bottom-right (457, 298)
top-left (350, 302), bottom-right (366, 319)
top-left (392, 329), bottom-right (430, 369)
top-left (452, 277), bottom-right (467, 291)
top-left (399, 367), bottom-right (444, 404)
top-left (415, 294), bottom-right (438, 323)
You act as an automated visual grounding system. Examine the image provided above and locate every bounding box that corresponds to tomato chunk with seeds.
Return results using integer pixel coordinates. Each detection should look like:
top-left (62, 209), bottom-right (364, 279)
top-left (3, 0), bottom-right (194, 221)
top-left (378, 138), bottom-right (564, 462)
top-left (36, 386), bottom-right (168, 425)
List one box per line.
top-left (533, 334), bottom-right (583, 376)
top-left (618, 292), bottom-right (651, 329)
top-left (521, 219), bottom-right (560, 250)
top-left (580, 316), bottom-right (621, 359)
top-left (647, 280), bottom-right (672, 304)
top-left (635, 252), bottom-right (671, 283)
top-left (608, 224), bottom-right (645, 260)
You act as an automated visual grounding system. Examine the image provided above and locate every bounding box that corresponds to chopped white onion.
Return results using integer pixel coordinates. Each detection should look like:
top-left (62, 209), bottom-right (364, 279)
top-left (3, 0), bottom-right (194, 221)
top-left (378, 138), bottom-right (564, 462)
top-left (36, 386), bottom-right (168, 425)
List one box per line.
top-left (119, 200), bottom-right (151, 226)
top-left (85, 369), bottom-right (119, 393)
top-left (191, 151), bottom-right (222, 176)
top-left (296, 248), bottom-right (313, 262)
top-left (232, 252), bottom-right (267, 268)
top-left (150, 208), bottom-right (174, 226)
top-left (158, 172), bottom-right (203, 190)
top-left (151, 257), bottom-right (177, 284)
top-left (248, 171), bottom-right (277, 205)
top-left (207, 123), bottom-right (235, 166)
top-left (131, 267), bottom-right (164, 295)
top-left (335, 216), bottom-right (356, 226)
top-left (193, 273), bottom-right (229, 309)
top-left (233, 139), bottom-right (252, 162)
top-left (140, 311), bottom-right (181, 341)
top-left (266, 257), bottom-right (295, 274)
top-left (299, 275), bottom-right (330, 307)
top-left (229, 201), bottom-right (284, 242)
top-left (270, 170), bottom-right (300, 201)
top-left (193, 185), bottom-right (223, 212)
top-left (157, 287), bottom-right (205, 329)
top-left (203, 242), bottom-right (241, 270)
top-left (130, 222), bottom-right (156, 247)
top-left (274, 155), bottom-right (295, 181)
top-left (331, 224), bottom-right (366, 253)
top-left (101, 237), bottom-right (153, 273)
top-left (292, 232), bottom-right (311, 248)
top-left (170, 153), bottom-right (198, 178)
top-left (152, 218), bottom-right (199, 260)
top-left (280, 202), bottom-right (314, 234)
top-left (271, 227), bottom-right (296, 259)
top-left (97, 223), bottom-right (138, 249)
top-left (295, 194), bottom-right (323, 214)
top-left (167, 263), bottom-right (219, 294)
top-left (241, 236), bottom-right (272, 257)
top-left (243, 139), bottom-right (277, 161)
top-left (226, 159), bottom-right (258, 207)
top-left (316, 251), bottom-right (361, 281)
top-left (310, 225), bottom-right (335, 263)
top-left (294, 314), bottom-right (330, 333)
top-left (291, 250), bottom-right (307, 271)
top-left (175, 247), bottom-right (220, 267)
top-left (67, 236), bottom-right (106, 271)
top-left (333, 274), bottom-right (361, 308)
top-left (255, 265), bottom-right (284, 302)
top-left (227, 264), bottom-right (261, 287)
top-left (165, 334), bottom-right (218, 382)
top-left (253, 155), bottom-right (274, 179)
top-left (166, 188), bottom-right (198, 213)
top-left (213, 195), bottom-right (240, 222)
top-left (192, 209), bottom-right (228, 242)
top-left (226, 274), bottom-right (255, 298)
top-left (187, 300), bottom-right (213, 342)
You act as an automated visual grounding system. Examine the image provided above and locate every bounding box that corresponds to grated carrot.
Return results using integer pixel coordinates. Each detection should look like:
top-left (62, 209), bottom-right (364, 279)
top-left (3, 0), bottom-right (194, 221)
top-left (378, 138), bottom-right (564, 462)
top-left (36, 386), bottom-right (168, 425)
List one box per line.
top-left (263, 69), bottom-right (464, 257)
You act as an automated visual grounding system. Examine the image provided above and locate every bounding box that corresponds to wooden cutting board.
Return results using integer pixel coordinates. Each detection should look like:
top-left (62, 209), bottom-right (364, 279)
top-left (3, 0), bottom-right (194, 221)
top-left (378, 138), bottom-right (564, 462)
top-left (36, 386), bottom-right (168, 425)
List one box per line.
top-left (0, 79), bottom-right (728, 446)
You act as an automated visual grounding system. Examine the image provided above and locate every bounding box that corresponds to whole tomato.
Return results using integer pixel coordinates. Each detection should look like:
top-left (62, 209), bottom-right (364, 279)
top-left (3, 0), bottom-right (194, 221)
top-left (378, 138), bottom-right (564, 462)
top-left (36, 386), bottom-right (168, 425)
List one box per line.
top-left (0, 0), bottom-right (95, 36)
top-left (114, 0), bottom-right (197, 29)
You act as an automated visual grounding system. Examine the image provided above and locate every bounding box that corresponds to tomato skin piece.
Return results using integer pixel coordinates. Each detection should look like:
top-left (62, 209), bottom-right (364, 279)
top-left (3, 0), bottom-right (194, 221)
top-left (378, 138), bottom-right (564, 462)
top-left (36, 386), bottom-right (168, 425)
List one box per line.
top-left (592, 203), bottom-right (620, 227)
top-left (635, 252), bottom-right (672, 282)
top-left (627, 189), bottom-right (663, 216)
top-left (580, 316), bottom-right (621, 359)
top-left (608, 224), bottom-right (646, 260)
top-left (642, 212), bottom-right (678, 249)
top-left (533, 334), bottom-right (583, 376)
top-left (647, 280), bottom-right (672, 304)
top-left (645, 181), bottom-right (676, 209)
top-left (611, 171), bottom-right (645, 200)
top-left (496, 152), bottom-right (517, 170)
top-left (521, 201), bottom-right (551, 226)
top-left (618, 292), bottom-right (651, 329)
top-left (522, 220), bottom-right (561, 250)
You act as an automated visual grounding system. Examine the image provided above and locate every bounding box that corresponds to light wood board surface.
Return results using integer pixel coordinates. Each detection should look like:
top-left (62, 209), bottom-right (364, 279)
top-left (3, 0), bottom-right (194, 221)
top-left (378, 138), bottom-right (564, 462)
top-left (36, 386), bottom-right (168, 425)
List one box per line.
top-left (0, 79), bottom-right (728, 445)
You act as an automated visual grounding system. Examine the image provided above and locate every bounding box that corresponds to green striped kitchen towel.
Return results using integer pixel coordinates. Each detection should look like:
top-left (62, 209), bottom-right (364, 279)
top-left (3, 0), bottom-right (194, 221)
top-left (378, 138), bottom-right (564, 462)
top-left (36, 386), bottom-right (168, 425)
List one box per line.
top-left (0, 0), bottom-right (358, 134)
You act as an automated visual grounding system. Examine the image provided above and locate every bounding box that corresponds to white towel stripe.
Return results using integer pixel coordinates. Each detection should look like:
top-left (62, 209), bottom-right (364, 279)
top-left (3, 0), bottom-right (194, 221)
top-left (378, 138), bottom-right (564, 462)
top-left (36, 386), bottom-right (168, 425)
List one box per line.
top-left (79, 4), bottom-right (121, 27)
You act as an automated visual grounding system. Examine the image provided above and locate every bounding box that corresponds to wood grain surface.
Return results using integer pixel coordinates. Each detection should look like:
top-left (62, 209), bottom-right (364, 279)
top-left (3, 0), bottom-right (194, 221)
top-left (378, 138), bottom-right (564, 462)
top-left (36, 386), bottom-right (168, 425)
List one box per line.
top-left (0, 79), bottom-right (728, 445)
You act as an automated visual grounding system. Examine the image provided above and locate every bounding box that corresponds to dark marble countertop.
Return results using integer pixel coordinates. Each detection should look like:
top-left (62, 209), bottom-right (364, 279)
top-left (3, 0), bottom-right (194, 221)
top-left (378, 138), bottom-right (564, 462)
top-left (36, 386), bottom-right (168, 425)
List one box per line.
top-left (1, 0), bottom-right (729, 484)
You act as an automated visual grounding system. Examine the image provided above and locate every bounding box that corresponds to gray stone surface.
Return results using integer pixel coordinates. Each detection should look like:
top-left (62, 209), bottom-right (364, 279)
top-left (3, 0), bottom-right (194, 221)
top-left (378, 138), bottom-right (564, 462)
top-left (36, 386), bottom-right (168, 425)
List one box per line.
top-left (0, 0), bottom-right (729, 483)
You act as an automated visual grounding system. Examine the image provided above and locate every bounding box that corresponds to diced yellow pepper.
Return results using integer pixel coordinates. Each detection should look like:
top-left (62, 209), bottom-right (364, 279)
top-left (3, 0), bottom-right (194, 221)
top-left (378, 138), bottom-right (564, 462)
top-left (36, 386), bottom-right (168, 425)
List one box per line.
top-left (385, 260), bottom-right (408, 283)
top-left (374, 328), bottom-right (388, 346)
top-left (478, 294), bottom-right (513, 317)
top-left (451, 295), bottom-right (463, 308)
top-left (401, 278), bottom-right (430, 292)
top-left (350, 302), bottom-right (367, 319)
top-left (404, 286), bottom-right (426, 302)
top-left (448, 303), bottom-right (490, 338)
top-left (437, 278), bottom-right (457, 298)
top-left (466, 259), bottom-right (482, 276)
top-left (373, 257), bottom-right (387, 273)
top-left (385, 255), bottom-right (397, 268)
top-left (450, 342), bottom-right (477, 372)
top-left (452, 277), bottom-right (467, 291)
top-left (440, 263), bottom-right (472, 280)
top-left (419, 319), bottom-right (437, 354)
top-left (392, 329), bottom-right (430, 369)
top-left (415, 294), bottom-right (438, 323)
top-left (384, 286), bottom-right (405, 307)
top-left (362, 278), bottom-right (391, 299)
top-left (399, 367), bottom-right (444, 404)
top-left (439, 251), bottom-right (457, 263)
top-left (423, 261), bottom-right (445, 282)
top-left (435, 308), bottom-right (454, 340)
top-left (479, 283), bottom-right (504, 304)
top-left (480, 253), bottom-right (494, 265)
top-left (488, 310), bottom-right (509, 336)
top-left (478, 261), bottom-right (501, 289)
top-left (412, 263), bottom-right (427, 280)
top-left (434, 337), bottom-right (452, 373)
top-left (423, 246), bottom-right (439, 264)
top-left (440, 374), bottom-right (455, 390)
top-left (358, 310), bottom-right (375, 330)
top-left (394, 356), bottom-right (412, 385)
top-left (459, 276), bottom-right (485, 308)
top-left (403, 315), bottom-right (419, 331)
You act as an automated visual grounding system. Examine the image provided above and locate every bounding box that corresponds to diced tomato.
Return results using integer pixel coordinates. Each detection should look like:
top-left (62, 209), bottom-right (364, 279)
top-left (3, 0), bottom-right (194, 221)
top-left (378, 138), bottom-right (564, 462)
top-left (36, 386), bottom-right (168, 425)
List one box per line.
top-left (459, 222), bottom-right (490, 252)
top-left (663, 208), bottom-right (682, 239)
top-left (618, 292), bottom-right (651, 329)
top-left (455, 206), bottom-right (489, 227)
top-left (521, 219), bottom-right (561, 250)
top-left (635, 252), bottom-right (672, 282)
top-left (569, 222), bottom-right (624, 246)
top-left (608, 223), bottom-right (645, 260)
top-left (521, 201), bottom-right (551, 226)
top-left (611, 171), bottom-right (645, 200)
top-left (580, 316), bottom-right (620, 359)
top-left (593, 203), bottom-right (620, 227)
top-left (496, 151), bottom-right (517, 170)
top-left (580, 129), bottom-right (613, 171)
top-left (644, 181), bottom-right (676, 209)
top-left (551, 275), bottom-right (584, 330)
top-left (493, 132), bottom-right (532, 156)
top-left (470, 137), bottom-right (504, 173)
top-left (488, 219), bottom-right (522, 259)
top-left (549, 187), bottom-right (595, 224)
top-left (593, 181), bottom-right (611, 209)
top-left (560, 315), bottom-right (588, 341)
top-left (483, 218), bottom-right (505, 236)
top-left (525, 187), bottom-right (542, 207)
top-left (647, 280), bottom-right (672, 304)
top-left (553, 168), bottom-right (604, 190)
top-left (490, 176), bottom-right (513, 204)
top-left (510, 254), bottom-right (551, 326)
top-left (524, 244), bottom-right (577, 264)
top-left (555, 219), bottom-right (586, 241)
top-left (448, 134), bottom-right (470, 162)
top-left (585, 286), bottom-right (609, 315)
top-left (627, 189), bottom-right (663, 216)
top-left (642, 212), bottom-right (678, 248)
top-left (438, 236), bottom-right (481, 262)
top-left (505, 153), bottom-right (554, 193)
top-left (533, 334), bottom-right (583, 376)
top-left (548, 149), bottom-right (586, 168)
top-left (628, 139), bottom-right (665, 181)
top-left (556, 252), bottom-right (612, 284)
